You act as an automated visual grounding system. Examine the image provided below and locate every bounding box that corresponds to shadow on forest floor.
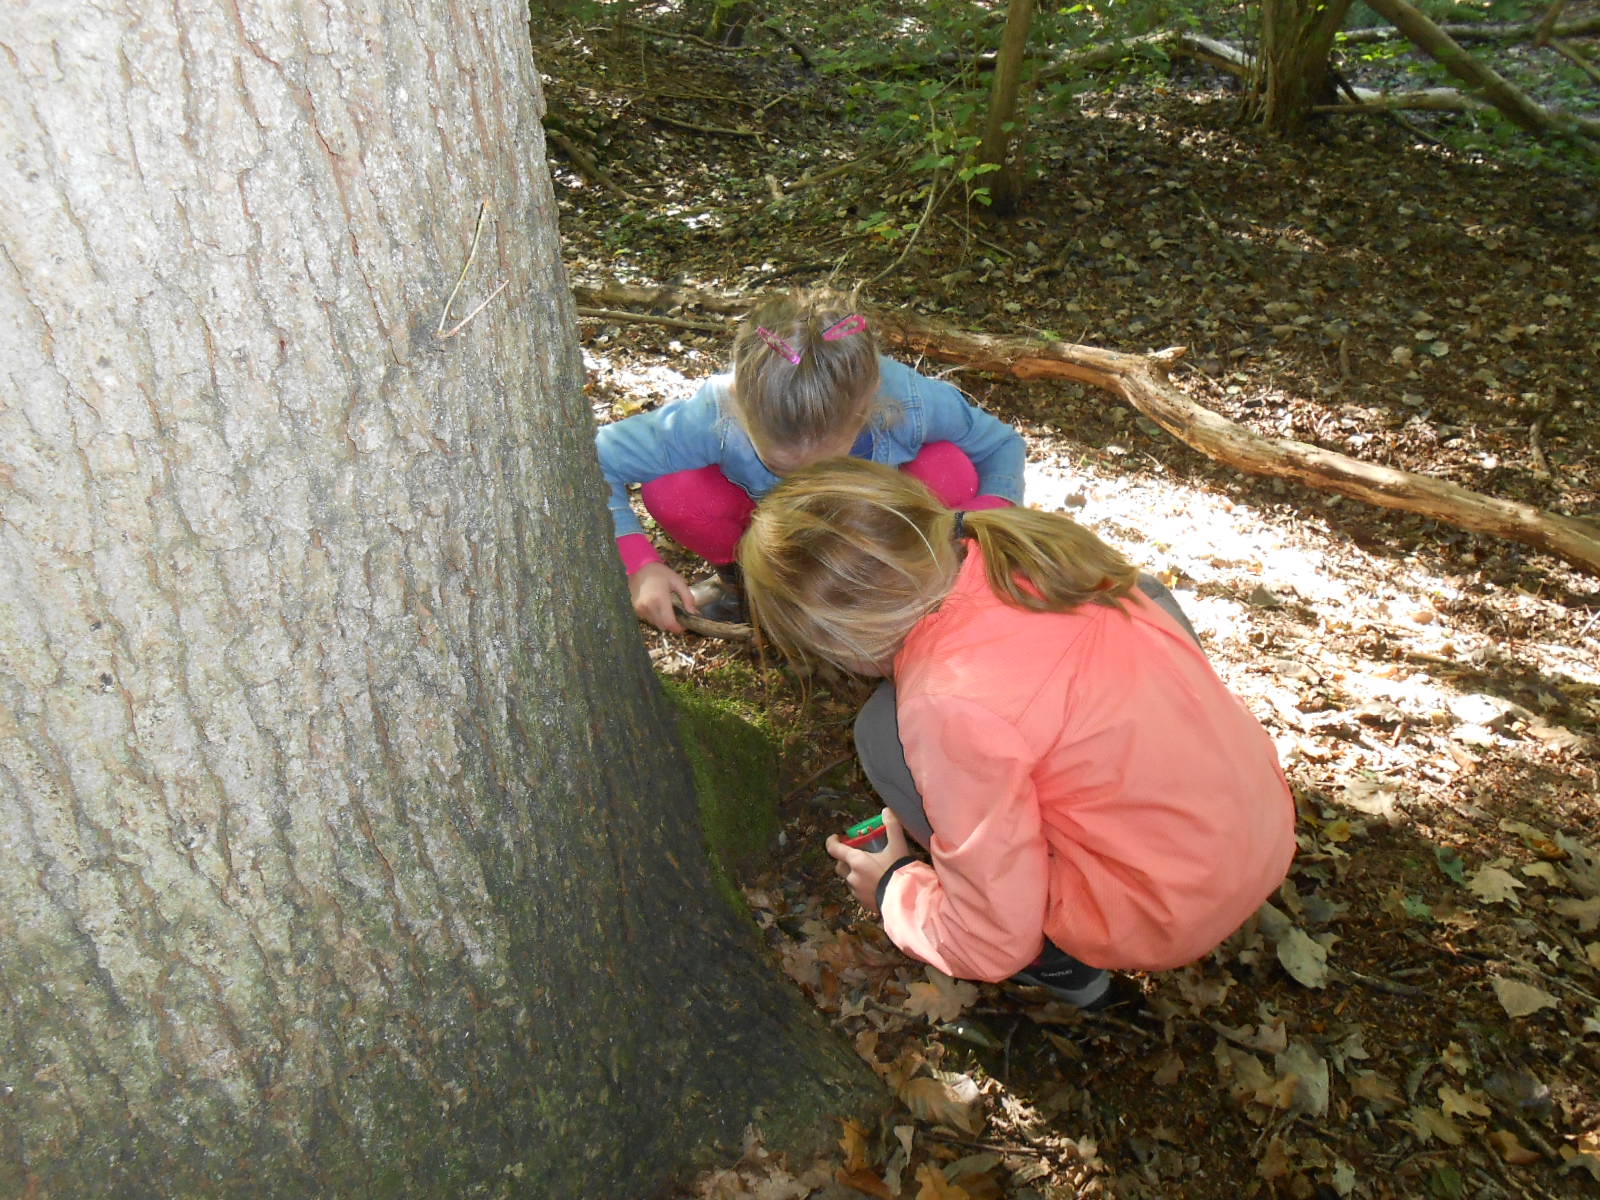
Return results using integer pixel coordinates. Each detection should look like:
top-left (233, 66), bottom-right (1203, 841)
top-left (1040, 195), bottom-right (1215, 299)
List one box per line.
top-left (538, 11), bottom-right (1600, 1198)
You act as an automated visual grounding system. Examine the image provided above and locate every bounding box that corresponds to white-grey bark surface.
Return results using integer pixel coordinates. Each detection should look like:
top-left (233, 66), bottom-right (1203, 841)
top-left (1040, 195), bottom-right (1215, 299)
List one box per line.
top-left (0, 3), bottom-right (872, 1194)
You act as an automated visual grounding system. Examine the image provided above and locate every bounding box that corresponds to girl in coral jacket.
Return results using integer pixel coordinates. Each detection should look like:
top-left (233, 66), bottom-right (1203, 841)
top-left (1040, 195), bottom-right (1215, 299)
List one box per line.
top-left (739, 458), bottom-right (1296, 1010)
top-left (594, 289), bottom-right (1024, 632)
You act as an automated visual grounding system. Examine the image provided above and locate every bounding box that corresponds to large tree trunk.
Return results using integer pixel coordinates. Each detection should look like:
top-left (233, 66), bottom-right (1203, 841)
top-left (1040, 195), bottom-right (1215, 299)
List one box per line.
top-left (0, 3), bottom-right (872, 1196)
top-left (1245, 0), bottom-right (1356, 133)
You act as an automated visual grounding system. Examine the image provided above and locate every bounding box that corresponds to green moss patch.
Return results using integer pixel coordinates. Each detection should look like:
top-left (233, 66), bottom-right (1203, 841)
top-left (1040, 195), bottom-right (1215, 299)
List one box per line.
top-left (660, 673), bottom-right (780, 905)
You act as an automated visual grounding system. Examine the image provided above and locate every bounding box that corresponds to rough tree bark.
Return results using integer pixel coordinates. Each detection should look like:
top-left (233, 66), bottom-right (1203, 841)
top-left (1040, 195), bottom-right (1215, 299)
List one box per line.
top-left (0, 3), bottom-right (872, 1196)
top-left (572, 281), bottom-right (1600, 578)
top-left (1244, 0), bottom-right (1356, 134)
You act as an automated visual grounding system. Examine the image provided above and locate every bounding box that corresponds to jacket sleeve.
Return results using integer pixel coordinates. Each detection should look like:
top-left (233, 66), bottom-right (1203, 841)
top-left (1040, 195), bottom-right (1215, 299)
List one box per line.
top-left (916, 374), bottom-right (1026, 504)
top-left (593, 383), bottom-right (727, 541)
top-left (878, 694), bottom-right (1048, 982)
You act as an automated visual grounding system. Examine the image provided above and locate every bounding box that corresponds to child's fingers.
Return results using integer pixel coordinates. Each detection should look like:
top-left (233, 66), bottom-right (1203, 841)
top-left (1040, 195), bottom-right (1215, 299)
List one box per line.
top-left (670, 574), bottom-right (698, 614)
top-left (824, 834), bottom-right (848, 862)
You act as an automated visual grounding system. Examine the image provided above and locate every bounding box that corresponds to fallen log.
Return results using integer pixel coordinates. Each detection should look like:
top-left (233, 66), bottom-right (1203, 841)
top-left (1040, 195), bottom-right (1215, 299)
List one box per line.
top-left (573, 280), bottom-right (1600, 577)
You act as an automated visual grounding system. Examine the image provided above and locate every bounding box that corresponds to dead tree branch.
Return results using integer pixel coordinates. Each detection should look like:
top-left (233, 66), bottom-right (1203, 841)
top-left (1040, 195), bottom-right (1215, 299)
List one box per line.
top-left (1362, 0), bottom-right (1600, 140)
top-left (1036, 24), bottom-right (1600, 137)
top-left (1337, 14), bottom-right (1600, 43)
top-left (573, 280), bottom-right (1600, 577)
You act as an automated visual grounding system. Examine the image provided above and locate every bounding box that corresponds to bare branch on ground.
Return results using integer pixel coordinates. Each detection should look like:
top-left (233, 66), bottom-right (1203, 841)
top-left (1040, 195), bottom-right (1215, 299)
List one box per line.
top-left (574, 280), bottom-right (1600, 577)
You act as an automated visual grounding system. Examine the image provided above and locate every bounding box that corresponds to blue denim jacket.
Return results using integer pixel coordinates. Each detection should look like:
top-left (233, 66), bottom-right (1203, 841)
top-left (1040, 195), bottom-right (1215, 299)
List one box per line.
top-left (595, 355), bottom-right (1025, 540)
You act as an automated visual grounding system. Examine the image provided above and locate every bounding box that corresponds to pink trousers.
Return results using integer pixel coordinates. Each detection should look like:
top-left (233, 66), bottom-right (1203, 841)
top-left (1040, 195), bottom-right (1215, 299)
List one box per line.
top-left (641, 441), bottom-right (994, 566)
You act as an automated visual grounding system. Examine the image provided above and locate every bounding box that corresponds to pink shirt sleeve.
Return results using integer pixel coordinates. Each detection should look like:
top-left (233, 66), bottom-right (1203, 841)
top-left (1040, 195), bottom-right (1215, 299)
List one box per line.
top-left (616, 532), bottom-right (662, 575)
top-left (879, 695), bottom-right (1050, 982)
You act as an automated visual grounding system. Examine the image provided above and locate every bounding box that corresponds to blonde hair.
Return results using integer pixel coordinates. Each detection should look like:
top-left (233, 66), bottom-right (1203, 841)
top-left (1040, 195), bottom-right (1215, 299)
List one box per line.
top-left (730, 288), bottom-right (883, 455)
top-left (739, 459), bottom-right (1140, 673)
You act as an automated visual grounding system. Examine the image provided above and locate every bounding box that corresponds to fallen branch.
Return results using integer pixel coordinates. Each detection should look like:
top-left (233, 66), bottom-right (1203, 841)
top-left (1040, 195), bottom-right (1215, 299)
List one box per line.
top-left (1552, 38), bottom-right (1600, 87)
top-left (576, 305), bottom-right (726, 333)
top-left (643, 111), bottom-right (761, 139)
top-left (1362, 0), bottom-right (1600, 140)
top-left (675, 608), bottom-right (754, 641)
top-left (571, 281), bottom-right (1600, 577)
top-left (544, 129), bottom-right (649, 204)
top-left (1039, 25), bottom-right (1600, 135)
top-left (1336, 14), bottom-right (1600, 43)
top-left (616, 19), bottom-right (763, 54)
top-left (1313, 86), bottom-right (1494, 117)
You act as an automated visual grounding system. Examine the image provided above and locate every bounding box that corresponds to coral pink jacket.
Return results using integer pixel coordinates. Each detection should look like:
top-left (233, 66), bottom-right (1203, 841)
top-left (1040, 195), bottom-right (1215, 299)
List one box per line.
top-left (881, 548), bottom-right (1295, 979)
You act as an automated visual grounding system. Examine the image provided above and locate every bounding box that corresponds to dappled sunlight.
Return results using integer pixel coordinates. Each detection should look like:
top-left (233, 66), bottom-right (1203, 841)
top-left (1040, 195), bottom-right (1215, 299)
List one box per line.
top-left (1024, 428), bottom-right (1595, 824)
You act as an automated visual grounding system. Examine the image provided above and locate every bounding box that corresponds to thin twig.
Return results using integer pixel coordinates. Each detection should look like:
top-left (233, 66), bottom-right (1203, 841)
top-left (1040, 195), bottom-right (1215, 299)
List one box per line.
top-left (783, 753), bottom-right (855, 802)
top-left (439, 200), bottom-right (490, 334)
top-left (1342, 968), bottom-right (1427, 998)
top-left (1551, 38), bottom-right (1600, 85)
top-left (576, 305), bottom-right (726, 333)
top-left (644, 111), bottom-right (761, 139)
top-left (921, 1130), bottom-right (1053, 1158)
top-left (867, 170), bottom-right (953, 287)
top-left (1529, 418), bottom-right (1552, 478)
top-left (438, 279), bottom-right (509, 340)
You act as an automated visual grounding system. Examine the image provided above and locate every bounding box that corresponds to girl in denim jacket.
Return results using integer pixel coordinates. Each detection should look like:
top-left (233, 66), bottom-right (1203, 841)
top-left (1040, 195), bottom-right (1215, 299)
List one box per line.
top-left (595, 289), bottom-right (1026, 631)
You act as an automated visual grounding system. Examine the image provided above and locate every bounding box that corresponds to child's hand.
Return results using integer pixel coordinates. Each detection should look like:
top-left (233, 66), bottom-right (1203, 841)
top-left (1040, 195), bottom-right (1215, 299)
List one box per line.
top-left (825, 808), bottom-right (911, 911)
top-left (629, 563), bottom-right (697, 633)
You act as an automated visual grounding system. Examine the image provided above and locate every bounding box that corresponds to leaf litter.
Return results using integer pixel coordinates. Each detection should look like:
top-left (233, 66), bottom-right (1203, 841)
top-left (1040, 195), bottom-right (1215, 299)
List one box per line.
top-left (544, 13), bottom-right (1600, 1198)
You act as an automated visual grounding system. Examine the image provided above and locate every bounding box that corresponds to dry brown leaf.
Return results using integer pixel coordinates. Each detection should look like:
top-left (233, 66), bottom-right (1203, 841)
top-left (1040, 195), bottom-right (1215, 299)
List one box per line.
top-left (1276, 925), bottom-right (1331, 988)
top-left (1492, 978), bottom-right (1559, 1018)
top-left (900, 1074), bottom-right (986, 1137)
top-left (904, 968), bottom-right (979, 1023)
top-left (1152, 1052), bottom-right (1184, 1086)
top-left (695, 1167), bottom-right (749, 1199)
top-left (1466, 866), bottom-right (1525, 908)
top-left (751, 1169), bottom-right (809, 1200)
top-left (1438, 1085), bottom-right (1491, 1121)
top-left (838, 1118), bottom-right (872, 1173)
top-left (914, 1163), bottom-right (974, 1200)
top-left (1257, 1136), bottom-right (1293, 1182)
top-left (1553, 896), bottom-right (1600, 932)
top-left (1486, 1129), bottom-right (1543, 1165)
top-left (1406, 1105), bottom-right (1464, 1146)
top-left (1253, 1074), bottom-right (1301, 1111)
top-left (1349, 1071), bottom-right (1404, 1111)
top-left (1560, 1146), bottom-right (1600, 1181)
top-left (836, 1167), bottom-right (893, 1199)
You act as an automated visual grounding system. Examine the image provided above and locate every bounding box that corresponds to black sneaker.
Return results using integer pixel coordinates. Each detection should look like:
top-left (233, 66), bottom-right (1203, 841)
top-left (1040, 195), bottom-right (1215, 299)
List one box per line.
top-left (1010, 969), bottom-right (1144, 1015)
top-left (690, 565), bottom-right (746, 623)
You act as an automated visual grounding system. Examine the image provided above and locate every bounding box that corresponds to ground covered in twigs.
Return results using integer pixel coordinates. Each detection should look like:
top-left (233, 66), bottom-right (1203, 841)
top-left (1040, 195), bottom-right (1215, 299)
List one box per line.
top-left (538, 9), bottom-right (1600, 1199)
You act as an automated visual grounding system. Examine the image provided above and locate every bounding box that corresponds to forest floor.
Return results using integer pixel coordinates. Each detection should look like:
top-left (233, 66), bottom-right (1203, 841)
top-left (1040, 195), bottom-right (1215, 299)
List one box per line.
top-left (537, 10), bottom-right (1600, 1200)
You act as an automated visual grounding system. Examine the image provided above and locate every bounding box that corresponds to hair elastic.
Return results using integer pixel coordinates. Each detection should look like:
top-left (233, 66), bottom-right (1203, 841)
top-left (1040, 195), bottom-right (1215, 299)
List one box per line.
top-left (952, 511), bottom-right (968, 541)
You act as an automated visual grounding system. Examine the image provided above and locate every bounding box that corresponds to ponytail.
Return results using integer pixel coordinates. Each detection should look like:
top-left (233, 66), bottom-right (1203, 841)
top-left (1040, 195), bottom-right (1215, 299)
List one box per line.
top-left (740, 459), bottom-right (1138, 675)
top-left (963, 506), bottom-right (1138, 612)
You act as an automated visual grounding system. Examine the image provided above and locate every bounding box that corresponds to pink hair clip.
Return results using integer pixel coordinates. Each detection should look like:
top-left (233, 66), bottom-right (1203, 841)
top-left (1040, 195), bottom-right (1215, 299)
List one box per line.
top-left (821, 314), bottom-right (867, 341)
top-left (756, 326), bottom-right (802, 365)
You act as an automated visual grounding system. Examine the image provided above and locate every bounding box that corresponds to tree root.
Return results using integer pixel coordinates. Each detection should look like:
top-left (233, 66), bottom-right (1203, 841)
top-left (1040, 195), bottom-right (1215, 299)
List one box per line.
top-left (575, 279), bottom-right (1600, 578)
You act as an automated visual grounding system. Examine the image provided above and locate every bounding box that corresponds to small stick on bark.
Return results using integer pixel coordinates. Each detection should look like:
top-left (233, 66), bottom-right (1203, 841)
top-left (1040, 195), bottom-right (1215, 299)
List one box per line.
top-left (439, 279), bottom-right (509, 340)
top-left (439, 200), bottom-right (490, 334)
